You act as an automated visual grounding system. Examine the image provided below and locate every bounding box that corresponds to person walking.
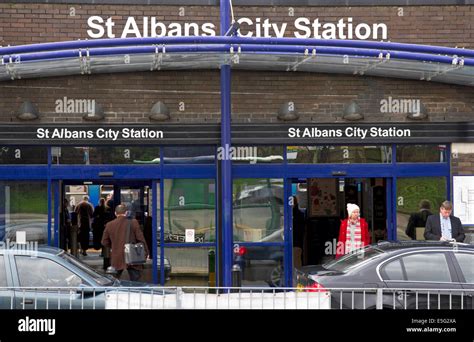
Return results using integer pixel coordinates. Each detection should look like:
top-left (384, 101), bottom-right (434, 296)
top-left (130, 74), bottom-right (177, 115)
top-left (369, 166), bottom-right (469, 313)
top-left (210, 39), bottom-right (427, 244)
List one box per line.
top-left (92, 198), bottom-right (108, 252)
top-left (336, 203), bottom-right (371, 259)
top-left (75, 195), bottom-right (94, 256)
top-left (101, 204), bottom-right (149, 281)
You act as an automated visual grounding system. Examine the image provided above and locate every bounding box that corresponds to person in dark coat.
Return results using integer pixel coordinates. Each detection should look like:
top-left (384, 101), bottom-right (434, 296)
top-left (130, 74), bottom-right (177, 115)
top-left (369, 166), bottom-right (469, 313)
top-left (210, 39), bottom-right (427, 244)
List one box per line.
top-left (406, 199), bottom-right (432, 240)
top-left (75, 195), bottom-right (94, 256)
top-left (101, 204), bottom-right (149, 281)
top-left (424, 201), bottom-right (465, 242)
top-left (60, 198), bottom-right (72, 251)
top-left (292, 196), bottom-right (306, 269)
top-left (92, 198), bottom-right (107, 251)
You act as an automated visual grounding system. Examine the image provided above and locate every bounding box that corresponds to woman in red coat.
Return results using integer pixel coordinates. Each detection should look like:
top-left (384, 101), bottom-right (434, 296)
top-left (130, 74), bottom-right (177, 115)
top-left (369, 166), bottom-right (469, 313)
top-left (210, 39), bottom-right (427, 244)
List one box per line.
top-left (336, 203), bottom-right (371, 259)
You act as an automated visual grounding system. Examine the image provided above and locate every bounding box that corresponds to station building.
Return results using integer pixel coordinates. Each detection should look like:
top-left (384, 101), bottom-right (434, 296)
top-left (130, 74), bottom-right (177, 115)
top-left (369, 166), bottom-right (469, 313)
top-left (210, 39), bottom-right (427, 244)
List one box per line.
top-left (1, 0), bottom-right (474, 287)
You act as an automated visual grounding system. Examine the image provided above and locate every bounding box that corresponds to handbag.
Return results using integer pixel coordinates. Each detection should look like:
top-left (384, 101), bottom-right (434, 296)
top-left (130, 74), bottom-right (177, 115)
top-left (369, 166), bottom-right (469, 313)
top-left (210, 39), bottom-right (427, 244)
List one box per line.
top-left (124, 219), bottom-right (146, 265)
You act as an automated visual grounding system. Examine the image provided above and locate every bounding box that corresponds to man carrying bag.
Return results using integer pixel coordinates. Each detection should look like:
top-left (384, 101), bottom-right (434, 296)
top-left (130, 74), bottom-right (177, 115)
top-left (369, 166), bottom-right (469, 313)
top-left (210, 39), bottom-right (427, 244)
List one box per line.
top-left (102, 204), bottom-right (149, 281)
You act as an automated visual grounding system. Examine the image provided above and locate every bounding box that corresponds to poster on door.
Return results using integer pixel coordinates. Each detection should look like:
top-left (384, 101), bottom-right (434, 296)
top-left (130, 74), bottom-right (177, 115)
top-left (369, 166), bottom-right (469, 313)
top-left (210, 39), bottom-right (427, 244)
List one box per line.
top-left (308, 178), bottom-right (338, 217)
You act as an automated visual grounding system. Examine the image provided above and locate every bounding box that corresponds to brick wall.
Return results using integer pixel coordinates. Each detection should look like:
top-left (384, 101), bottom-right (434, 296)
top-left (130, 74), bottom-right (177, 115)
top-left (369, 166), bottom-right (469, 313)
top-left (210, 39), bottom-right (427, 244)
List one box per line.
top-left (0, 3), bottom-right (473, 124)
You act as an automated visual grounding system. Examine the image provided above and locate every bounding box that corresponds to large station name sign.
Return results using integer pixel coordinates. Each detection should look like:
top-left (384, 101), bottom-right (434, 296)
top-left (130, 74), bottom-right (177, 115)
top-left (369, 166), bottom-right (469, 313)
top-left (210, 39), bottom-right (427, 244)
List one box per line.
top-left (87, 16), bottom-right (388, 40)
top-left (0, 123), bottom-right (473, 145)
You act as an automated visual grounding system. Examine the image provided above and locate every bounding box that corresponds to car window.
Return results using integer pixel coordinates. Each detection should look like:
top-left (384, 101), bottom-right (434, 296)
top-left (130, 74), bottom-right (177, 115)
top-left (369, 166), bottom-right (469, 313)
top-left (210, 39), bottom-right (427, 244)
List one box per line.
top-left (402, 253), bottom-right (451, 282)
top-left (454, 253), bottom-right (474, 283)
top-left (323, 246), bottom-right (385, 273)
top-left (15, 256), bottom-right (84, 288)
top-left (382, 259), bottom-right (404, 281)
top-left (0, 255), bottom-right (7, 287)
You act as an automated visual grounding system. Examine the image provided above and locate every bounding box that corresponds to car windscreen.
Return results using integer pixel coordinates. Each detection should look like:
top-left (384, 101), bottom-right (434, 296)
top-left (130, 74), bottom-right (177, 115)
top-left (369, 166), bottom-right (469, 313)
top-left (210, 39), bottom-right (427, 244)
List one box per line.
top-left (323, 247), bottom-right (385, 273)
top-left (59, 252), bottom-right (114, 286)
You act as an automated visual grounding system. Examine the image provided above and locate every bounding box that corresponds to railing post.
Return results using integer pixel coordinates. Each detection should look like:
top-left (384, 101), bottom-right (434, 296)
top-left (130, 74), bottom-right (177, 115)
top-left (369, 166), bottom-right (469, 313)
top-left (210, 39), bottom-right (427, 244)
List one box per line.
top-left (376, 288), bottom-right (383, 310)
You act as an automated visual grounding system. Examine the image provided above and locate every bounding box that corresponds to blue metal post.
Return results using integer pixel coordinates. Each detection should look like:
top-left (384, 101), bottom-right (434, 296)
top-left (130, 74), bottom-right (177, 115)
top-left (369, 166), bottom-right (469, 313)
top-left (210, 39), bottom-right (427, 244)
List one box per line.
top-left (47, 147), bottom-right (52, 246)
top-left (152, 179), bottom-right (158, 284)
top-left (220, 0), bottom-right (233, 288)
top-left (284, 178), bottom-right (293, 287)
top-left (53, 181), bottom-right (60, 247)
top-left (159, 149), bottom-right (165, 285)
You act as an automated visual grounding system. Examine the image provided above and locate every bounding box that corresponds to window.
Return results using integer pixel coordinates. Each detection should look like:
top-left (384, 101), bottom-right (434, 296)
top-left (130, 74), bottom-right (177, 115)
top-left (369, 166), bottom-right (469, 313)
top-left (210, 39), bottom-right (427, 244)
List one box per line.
top-left (231, 146), bottom-right (283, 164)
top-left (396, 145), bottom-right (447, 163)
top-left (233, 178), bottom-right (284, 242)
top-left (396, 177), bottom-right (446, 241)
top-left (51, 146), bottom-right (160, 165)
top-left (0, 181), bottom-right (48, 244)
top-left (382, 259), bottom-right (404, 281)
top-left (288, 145), bottom-right (392, 164)
top-left (402, 253), bottom-right (451, 282)
top-left (0, 255), bottom-right (7, 287)
top-left (454, 253), bottom-right (474, 283)
top-left (0, 147), bottom-right (47, 164)
top-left (163, 146), bottom-right (215, 164)
top-left (15, 256), bottom-right (84, 288)
top-left (163, 179), bottom-right (216, 243)
top-left (323, 246), bottom-right (385, 273)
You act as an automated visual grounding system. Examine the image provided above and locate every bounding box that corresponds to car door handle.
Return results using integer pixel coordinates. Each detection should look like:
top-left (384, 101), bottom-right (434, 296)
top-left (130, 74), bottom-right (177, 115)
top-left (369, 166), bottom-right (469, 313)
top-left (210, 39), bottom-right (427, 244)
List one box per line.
top-left (22, 299), bottom-right (34, 305)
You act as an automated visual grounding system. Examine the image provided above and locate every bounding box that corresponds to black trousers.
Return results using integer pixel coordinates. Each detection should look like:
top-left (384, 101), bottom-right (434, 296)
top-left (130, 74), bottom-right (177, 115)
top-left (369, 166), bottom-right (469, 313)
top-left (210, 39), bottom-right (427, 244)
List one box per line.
top-left (117, 268), bottom-right (141, 282)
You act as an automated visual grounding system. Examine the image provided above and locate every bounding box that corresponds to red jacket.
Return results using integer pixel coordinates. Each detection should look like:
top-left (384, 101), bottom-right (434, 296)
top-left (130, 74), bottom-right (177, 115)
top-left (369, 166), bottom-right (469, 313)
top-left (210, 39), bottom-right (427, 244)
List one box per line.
top-left (336, 218), bottom-right (371, 259)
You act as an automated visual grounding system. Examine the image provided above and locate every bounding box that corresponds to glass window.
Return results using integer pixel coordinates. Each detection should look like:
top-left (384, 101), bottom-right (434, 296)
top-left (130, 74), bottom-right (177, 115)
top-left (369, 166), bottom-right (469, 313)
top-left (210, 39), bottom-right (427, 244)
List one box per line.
top-left (59, 253), bottom-right (112, 286)
top-left (323, 246), bottom-right (385, 273)
top-left (163, 247), bottom-right (212, 287)
top-left (0, 255), bottom-right (6, 286)
top-left (233, 178), bottom-right (284, 242)
top-left (15, 256), bottom-right (84, 287)
top-left (402, 253), bottom-right (451, 282)
top-left (163, 179), bottom-right (215, 243)
top-left (163, 146), bottom-right (215, 164)
top-left (288, 146), bottom-right (392, 164)
top-left (397, 145), bottom-right (447, 163)
top-left (0, 147), bottom-right (47, 164)
top-left (454, 253), bottom-right (474, 283)
top-left (51, 146), bottom-right (160, 165)
top-left (0, 181), bottom-right (48, 244)
top-left (396, 177), bottom-right (446, 241)
top-left (240, 245), bottom-right (284, 287)
top-left (230, 146), bottom-right (284, 164)
top-left (382, 259), bottom-right (404, 281)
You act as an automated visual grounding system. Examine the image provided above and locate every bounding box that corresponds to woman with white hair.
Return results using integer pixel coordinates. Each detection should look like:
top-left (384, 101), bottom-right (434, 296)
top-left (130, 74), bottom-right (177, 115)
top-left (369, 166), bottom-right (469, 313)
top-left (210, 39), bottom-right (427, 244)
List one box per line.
top-left (336, 203), bottom-right (371, 259)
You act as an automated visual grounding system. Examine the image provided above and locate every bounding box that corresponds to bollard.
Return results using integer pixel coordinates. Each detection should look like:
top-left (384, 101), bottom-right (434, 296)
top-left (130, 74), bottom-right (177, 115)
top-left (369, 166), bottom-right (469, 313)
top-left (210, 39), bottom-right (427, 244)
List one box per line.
top-left (232, 263), bottom-right (242, 290)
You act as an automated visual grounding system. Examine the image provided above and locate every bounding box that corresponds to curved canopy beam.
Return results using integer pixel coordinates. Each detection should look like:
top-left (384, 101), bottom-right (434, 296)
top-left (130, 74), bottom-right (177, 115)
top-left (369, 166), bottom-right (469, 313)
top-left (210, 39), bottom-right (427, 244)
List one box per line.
top-left (1, 37), bottom-right (473, 86)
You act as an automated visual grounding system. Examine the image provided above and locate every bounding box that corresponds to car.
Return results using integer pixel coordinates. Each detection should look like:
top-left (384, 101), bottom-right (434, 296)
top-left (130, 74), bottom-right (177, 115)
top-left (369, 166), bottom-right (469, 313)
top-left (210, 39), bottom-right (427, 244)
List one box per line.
top-left (295, 241), bottom-right (474, 309)
top-left (0, 246), bottom-right (174, 309)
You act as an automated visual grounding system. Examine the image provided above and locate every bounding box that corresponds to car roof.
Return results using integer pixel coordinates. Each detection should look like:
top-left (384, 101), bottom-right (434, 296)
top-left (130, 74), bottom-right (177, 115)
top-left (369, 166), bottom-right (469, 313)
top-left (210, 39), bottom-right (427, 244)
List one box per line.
top-left (374, 240), bottom-right (474, 253)
top-left (0, 244), bottom-right (63, 256)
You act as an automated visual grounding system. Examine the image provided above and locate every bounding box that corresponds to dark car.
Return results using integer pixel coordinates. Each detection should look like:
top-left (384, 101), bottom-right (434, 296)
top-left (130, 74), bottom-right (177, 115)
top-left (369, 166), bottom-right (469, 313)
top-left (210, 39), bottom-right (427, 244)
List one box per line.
top-left (296, 241), bottom-right (474, 309)
top-left (0, 246), bottom-right (172, 309)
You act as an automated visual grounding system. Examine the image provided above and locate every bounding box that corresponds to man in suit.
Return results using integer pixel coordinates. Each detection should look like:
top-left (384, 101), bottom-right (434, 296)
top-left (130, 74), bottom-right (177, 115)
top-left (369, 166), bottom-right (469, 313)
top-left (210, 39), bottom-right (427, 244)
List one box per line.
top-left (101, 204), bottom-right (149, 281)
top-left (424, 201), bottom-right (465, 242)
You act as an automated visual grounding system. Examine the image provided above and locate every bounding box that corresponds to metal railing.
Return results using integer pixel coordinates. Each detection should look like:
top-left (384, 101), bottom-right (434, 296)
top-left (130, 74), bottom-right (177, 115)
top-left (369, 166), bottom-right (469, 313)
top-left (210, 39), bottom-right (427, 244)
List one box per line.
top-left (0, 287), bottom-right (472, 310)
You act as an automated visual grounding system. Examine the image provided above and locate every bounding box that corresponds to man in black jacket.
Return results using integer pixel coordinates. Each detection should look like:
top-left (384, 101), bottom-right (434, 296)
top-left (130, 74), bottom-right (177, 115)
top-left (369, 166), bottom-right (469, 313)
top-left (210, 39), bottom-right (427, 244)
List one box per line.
top-left (424, 201), bottom-right (465, 242)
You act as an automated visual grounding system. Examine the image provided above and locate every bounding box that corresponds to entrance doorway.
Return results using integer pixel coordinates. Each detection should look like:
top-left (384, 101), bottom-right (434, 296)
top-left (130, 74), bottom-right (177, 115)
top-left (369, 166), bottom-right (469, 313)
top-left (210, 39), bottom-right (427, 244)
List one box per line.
top-left (59, 181), bottom-right (154, 282)
top-left (292, 177), bottom-right (389, 267)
